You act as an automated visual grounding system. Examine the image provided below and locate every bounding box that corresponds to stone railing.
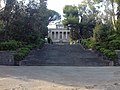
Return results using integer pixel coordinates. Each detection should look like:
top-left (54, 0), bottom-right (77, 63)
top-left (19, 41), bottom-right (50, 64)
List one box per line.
top-left (0, 51), bottom-right (16, 65)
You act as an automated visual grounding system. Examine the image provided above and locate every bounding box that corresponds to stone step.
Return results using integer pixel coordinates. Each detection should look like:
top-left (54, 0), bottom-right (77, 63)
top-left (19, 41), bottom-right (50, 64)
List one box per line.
top-left (21, 44), bottom-right (109, 66)
top-left (21, 58), bottom-right (109, 66)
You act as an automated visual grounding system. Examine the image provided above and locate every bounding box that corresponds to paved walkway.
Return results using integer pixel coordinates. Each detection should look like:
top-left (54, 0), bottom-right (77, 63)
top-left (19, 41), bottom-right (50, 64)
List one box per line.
top-left (0, 66), bottom-right (120, 90)
top-left (21, 44), bottom-right (109, 66)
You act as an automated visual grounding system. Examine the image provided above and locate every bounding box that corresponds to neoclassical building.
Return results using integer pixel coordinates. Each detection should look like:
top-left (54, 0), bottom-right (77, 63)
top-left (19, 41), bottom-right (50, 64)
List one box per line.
top-left (48, 21), bottom-right (70, 43)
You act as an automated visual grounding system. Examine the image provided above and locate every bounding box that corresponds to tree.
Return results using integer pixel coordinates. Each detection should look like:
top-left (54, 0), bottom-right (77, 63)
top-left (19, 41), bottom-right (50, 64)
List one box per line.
top-left (0, 0), bottom-right (49, 44)
top-left (115, 0), bottom-right (120, 33)
top-left (93, 0), bottom-right (117, 30)
top-left (0, 0), bottom-right (17, 40)
top-left (48, 9), bottom-right (61, 22)
top-left (78, 0), bottom-right (98, 38)
top-left (93, 23), bottom-right (112, 42)
top-left (63, 5), bottom-right (80, 40)
top-left (115, 0), bottom-right (120, 19)
top-left (63, 5), bottom-right (79, 26)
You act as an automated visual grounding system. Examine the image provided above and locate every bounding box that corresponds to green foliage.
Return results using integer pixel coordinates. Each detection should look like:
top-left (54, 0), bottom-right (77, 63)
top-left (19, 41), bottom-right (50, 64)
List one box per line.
top-left (0, 30), bottom-right (5, 41)
top-left (63, 5), bottom-right (79, 26)
top-left (0, 0), bottom-right (48, 45)
top-left (81, 37), bottom-right (117, 60)
top-left (93, 42), bottom-right (102, 50)
top-left (14, 46), bottom-right (31, 61)
top-left (0, 20), bottom-right (5, 30)
top-left (108, 40), bottom-right (120, 50)
top-left (63, 5), bottom-right (79, 40)
top-left (92, 43), bottom-right (117, 60)
top-left (14, 39), bottom-right (45, 61)
top-left (24, 45), bottom-right (33, 50)
top-left (107, 34), bottom-right (120, 41)
top-left (116, 19), bottom-right (120, 33)
top-left (93, 24), bottom-right (111, 42)
top-left (78, 0), bottom-right (98, 38)
top-left (106, 34), bottom-right (120, 50)
top-left (63, 5), bottom-right (78, 17)
top-left (81, 38), bottom-right (95, 48)
top-left (32, 38), bottom-right (45, 48)
top-left (0, 40), bottom-right (23, 50)
top-left (48, 9), bottom-right (61, 22)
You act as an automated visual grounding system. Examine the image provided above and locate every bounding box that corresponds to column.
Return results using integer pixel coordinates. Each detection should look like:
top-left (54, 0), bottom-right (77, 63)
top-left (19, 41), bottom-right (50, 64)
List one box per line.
top-left (54, 31), bottom-right (56, 39)
top-left (62, 32), bottom-right (64, 39)
top-left (60, 32), bottom-right (62, 39)
top-left (56, 32), bottom-right (58, 39)
top-left (51, 31), bottom-right (52, 39)
top-left (66, 31), bottom-right (68, 39)
top-left (52, 32), bottom-right (54, 39)
top-left (58, 32), bottom-right (60, 39)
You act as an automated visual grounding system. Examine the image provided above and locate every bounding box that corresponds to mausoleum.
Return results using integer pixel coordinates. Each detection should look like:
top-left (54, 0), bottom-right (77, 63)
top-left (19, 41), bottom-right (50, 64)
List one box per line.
top-left (48, 21), bottom-right (70, 43)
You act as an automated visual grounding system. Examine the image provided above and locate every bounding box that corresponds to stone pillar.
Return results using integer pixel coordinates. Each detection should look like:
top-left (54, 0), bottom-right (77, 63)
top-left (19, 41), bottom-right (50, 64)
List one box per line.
top-left (54, 31), bottom-right (56, 39)
top-left (62, 32), bottom-right (64, 39)
top-left (52, 31), bottom-right (55, 40)
top-left (66, 31), bottom-right (68, 39)
top-left (58, 32), bottom-right (60, 39)
top-left (51, 31), bottom-right (52, 39)
top-left (60, 32), bottom-right (62, 39)
top-left (55, 32), bottom-right (58, 39)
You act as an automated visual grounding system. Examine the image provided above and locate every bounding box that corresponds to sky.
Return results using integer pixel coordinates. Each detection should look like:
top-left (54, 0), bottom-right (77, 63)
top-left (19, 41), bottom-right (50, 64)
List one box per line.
top-left (47, 0), bottom-right (83, 17)
top-left (0, 0), bottom-right (84, 19)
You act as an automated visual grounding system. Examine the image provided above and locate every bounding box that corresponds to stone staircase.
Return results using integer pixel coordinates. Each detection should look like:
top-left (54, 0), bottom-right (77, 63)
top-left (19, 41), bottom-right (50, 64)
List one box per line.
top-left (20, 44), bottom-right (109, 66)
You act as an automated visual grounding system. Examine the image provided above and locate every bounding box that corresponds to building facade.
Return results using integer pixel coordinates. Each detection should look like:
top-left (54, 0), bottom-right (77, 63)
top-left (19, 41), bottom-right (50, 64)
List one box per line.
top-left (48, 21), bottom-right (70, 43)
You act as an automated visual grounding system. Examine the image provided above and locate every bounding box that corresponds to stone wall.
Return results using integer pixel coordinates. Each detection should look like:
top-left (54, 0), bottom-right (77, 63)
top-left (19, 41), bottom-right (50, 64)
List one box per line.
top-left (115, 50), bottom-right (120, 65)
top-left (0, 51), bottom-right (16, 65)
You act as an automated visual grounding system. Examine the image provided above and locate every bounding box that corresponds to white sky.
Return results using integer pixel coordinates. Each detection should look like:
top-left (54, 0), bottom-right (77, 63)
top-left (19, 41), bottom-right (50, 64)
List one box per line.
top-left (1, 0), bottom-right (83, 14)
top-left (47, 0), bottom-right (83, 16)
top-left (0, 0), bottom-right (85, 19)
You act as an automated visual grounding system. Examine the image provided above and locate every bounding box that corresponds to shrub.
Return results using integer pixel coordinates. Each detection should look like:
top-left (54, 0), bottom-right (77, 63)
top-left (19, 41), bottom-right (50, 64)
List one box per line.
top-left (108, 40), bottom-right (120, 50)
top-left (81, 38), bottom-right (95, 49)
top-left (99, 48), bottom-right (105, 53)
top-left (24, 45), bottom-right (33, 50)
top-left (94, 44), bottom-right (117, 60)
top-left (102, 49), bottom-right (116, 60)
top-left (0, 40), bottom-right (23, 50)
top-left (32, 38), bottom-right (45, 48)
top-left (0, 30), bottom-right (5, 42)
top-left (93, 23), bottom-right (113, 43)
top-left (107, 34), bottom-right (120, 41)
top-left (14, 46), bottom-right (31, 61)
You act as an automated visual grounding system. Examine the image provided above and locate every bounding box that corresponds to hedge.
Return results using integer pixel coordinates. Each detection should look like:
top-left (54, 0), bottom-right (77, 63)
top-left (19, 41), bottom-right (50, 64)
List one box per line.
top-left (14, 46), bottom-right (31, 61)
top-left (94, 45), bottom-right (117, 61)
top-left (0, 40), bottom-right (23, 50)
top-left (14, 40), bottom-right (45, 62)
top-left (81, 39), bottom-right (117, 61)
top-left (81, 38), bottom-right (94, 48)
top-left (108, 40), bottom-right (120, 50)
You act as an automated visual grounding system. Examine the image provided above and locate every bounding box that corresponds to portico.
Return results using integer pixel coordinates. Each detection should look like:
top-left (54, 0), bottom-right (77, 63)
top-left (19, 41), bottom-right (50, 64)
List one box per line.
top-left (48, 29), bottom-right (70, 43)
top-left (48, 22), bottom-right (70, 43)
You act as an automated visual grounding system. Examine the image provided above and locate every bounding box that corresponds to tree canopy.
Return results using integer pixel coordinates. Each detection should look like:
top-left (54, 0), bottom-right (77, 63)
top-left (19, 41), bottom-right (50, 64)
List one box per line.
top-left (0, 0), bottom-right (61, 43)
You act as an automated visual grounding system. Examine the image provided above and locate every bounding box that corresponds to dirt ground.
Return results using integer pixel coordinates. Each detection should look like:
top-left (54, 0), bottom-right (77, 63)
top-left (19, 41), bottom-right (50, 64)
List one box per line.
top-left (0, 78), bottom-right (95, 90)
top-left (0, 66), bottom-right (120, 90)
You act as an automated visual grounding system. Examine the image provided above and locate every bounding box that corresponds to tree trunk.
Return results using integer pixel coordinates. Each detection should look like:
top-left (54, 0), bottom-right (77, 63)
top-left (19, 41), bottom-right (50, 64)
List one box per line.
top-left (111, 0), bottom-right (116, 31)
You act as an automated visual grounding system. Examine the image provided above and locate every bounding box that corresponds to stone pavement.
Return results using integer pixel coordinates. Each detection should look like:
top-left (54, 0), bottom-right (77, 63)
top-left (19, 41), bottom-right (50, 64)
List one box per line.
top-left (21, 44), bottom-right (109, 66)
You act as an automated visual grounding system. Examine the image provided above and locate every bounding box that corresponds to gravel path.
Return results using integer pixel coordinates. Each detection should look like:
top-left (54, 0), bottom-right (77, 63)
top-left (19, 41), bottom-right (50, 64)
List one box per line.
top-left (0, 66), bottom-right (120, 90)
